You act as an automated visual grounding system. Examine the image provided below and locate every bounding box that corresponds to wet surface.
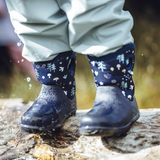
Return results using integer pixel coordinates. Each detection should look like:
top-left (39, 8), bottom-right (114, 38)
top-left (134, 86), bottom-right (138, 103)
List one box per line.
top-left (1, 99), bottom-right (160, 159)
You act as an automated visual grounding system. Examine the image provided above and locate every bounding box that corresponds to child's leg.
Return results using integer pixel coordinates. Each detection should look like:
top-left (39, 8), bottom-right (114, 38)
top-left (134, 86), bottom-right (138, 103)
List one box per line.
top-left (58, 0), bottom-right (139, 136)
top-left (58, 0), bottom-right (133, 56)
top-left (5, 0), bottom-right (77, 133)
top-left (5, 0), bottom-right (71, 62)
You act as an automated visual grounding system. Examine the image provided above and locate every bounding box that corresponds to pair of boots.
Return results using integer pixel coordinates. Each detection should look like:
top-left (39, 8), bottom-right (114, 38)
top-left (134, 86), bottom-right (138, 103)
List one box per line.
top-left (20, 43), bottom-right (140, 137)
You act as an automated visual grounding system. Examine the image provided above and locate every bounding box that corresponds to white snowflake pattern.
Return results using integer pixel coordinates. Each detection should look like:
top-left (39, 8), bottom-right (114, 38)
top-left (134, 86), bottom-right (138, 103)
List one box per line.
top-left (42, 76), bottom-right (45, 79)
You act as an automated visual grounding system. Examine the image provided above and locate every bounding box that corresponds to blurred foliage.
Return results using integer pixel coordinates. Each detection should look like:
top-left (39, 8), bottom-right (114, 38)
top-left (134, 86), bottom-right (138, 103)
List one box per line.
top-left (1, 0), bottom-right (160, 109)
top-left (124, 0), bottom-right (160, 109)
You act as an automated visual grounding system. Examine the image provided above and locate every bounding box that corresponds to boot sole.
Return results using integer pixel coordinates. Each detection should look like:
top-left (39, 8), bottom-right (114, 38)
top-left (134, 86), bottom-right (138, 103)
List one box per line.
top-left (19, 108), bottom-right (77, 133)
top-left (79, 112), bottom-right (140, 137)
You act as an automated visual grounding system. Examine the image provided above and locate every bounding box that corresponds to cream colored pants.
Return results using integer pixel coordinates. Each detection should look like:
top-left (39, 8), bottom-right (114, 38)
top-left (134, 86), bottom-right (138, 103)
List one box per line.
top-left (5, 0), bottom-right (134, 62)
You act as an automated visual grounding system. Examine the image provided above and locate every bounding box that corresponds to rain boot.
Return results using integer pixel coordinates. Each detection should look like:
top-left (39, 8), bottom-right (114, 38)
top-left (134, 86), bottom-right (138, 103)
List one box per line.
top-left (20, 51), bottom-right (77, 133)
top-left (80, 43), bottom-right (140, 137)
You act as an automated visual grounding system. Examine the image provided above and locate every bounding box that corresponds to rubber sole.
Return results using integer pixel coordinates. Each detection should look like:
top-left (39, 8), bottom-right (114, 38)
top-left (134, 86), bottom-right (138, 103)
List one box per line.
top-left (79, 112), bottom-right (140, 137)
top-left (19, 108), bottom-right (77, 133)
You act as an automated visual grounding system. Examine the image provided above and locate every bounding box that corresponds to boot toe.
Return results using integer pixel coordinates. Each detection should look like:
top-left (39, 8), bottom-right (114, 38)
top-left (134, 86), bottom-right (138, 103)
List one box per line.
top-left (20, 85), bottom-right (77, 133)
top-left (80, 86), bottom-right (140, 136)
top-left (21, 115), bottom-right (42, 127)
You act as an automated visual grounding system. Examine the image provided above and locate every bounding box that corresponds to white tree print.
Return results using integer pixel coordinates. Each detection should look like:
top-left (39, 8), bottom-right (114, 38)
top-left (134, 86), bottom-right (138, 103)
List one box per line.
top-left (124, 82), bottom-right (128, 89)
top-left (121, 81), bottom-right (125, 89)
top-left (97, 61), bottom-right (106, 72)
top-left (71, 87), bottom-right (75, 96)
top-left (34, 68), bottom-right (39, 78)
top-left (121, 81), bottom-right (128, 90)
top-left (116, 54), bottom-right (124, 64)
top-left (47, 63), bottom-right (52, 72)
top-left (51, 64), bottom-right (56, 72)
top-left (47, 63), bottom-right (56, 72)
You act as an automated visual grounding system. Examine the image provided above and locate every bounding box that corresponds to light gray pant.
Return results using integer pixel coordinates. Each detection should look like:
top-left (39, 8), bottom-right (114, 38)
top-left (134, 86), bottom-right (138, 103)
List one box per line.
top-left (5, 0), bottom-right (133, 62)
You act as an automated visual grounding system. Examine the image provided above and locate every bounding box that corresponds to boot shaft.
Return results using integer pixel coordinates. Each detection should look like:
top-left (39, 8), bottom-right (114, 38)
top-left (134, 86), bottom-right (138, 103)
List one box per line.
top-left (88, 43), bottom-right (135, 101)
top-left (33, 51), bottom-right (76, 100)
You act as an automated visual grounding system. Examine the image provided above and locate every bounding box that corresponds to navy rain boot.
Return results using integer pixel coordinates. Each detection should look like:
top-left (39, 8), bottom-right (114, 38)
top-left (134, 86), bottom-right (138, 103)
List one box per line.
top-left (20, 51), bottom-right (77, 133)
top-left (80, 43), bottom-right (140, 137)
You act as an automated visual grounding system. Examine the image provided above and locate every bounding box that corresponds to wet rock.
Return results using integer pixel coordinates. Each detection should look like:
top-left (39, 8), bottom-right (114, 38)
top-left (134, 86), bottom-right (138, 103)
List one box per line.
top-left (0, 140), bottom-right (7, 146)
top-left (1, 99), bottom-right (160, 159)
top-left (0, 146), bottom-right (8, 155)
top-left (33, 145), bottom-right (55, 160)
top-left (0, 153), bottom-right (17, 160)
